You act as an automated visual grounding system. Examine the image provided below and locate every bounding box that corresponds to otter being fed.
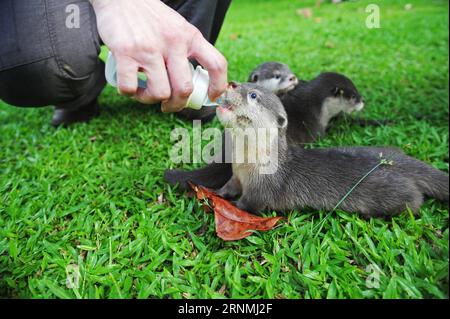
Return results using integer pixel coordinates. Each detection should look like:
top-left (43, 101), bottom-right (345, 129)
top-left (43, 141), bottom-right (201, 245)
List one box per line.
top-left (215, 83), bottom-right (448, 216)
top-left (164, 71), bottom-right (366, 189)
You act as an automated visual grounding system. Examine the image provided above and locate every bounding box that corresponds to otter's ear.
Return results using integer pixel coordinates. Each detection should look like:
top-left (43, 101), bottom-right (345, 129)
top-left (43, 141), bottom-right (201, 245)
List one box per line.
top-left (332, 87), bottom-right (340, 96)
top-left (277, 116), bottom-right (287, 129)
top-left (249, 73), bottom-right (259, 83)
top-left (332, 87), bottom-right (344, 97)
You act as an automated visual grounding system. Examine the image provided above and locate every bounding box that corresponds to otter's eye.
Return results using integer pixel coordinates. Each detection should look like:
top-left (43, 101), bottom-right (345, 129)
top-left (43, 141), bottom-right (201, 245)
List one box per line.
top-left (275, 74), bottom-right (281, 80)
top-left (249, 92), bottom-right (258, 100)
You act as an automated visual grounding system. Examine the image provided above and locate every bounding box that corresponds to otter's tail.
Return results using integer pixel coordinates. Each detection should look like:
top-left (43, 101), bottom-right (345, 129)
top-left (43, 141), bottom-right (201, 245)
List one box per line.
top-left (164, 163), bottom-right (232, 191)
top-left (410, 161), bottom-right (449, 203)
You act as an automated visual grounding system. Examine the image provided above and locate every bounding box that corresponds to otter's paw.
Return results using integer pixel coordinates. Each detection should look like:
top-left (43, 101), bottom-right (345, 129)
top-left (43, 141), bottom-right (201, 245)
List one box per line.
top-left (216, 187), bottom-right (239, 199)
top-left (235, 198), bottom-right (264, 215)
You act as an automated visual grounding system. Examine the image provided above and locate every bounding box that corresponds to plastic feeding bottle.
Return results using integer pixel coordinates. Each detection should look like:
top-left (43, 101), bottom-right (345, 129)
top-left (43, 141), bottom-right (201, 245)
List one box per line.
top-left (105, 51), bottom-right (220, 110)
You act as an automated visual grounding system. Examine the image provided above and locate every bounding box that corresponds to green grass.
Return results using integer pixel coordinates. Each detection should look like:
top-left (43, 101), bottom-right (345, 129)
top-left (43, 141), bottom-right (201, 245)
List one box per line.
top-left (0, 0), bottom-right (448, 299)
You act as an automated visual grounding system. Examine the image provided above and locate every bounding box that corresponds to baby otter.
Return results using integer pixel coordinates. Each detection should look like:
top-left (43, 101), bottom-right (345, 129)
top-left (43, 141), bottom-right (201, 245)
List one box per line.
top-left (248, 62), bottom-right (300, 96)
top-left (164, 72), bottom-right (364, 190)
top-left (282, 72), bottom-right (364, 145)
top-left (248, 62), bottom-right (369, 144)
top-left (247, 61), bottom-right (366, 144)
top-left (215, 83), bottom-right (448, 216)
top-left (249, 62), bottom-right (380, 131)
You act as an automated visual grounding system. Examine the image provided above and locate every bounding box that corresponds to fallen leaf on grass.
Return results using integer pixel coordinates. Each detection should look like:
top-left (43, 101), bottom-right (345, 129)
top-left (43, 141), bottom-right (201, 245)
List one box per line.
top-left (230, 33), bottom-right (240, 40)
top-left (325, 41), bottom-right (335, 48)
top-left (296, 8), bottom-right (313, 19)
top-left (218, 284), bottom-right (227, 295)
top-left (189, 182), bottom-right (283, 241)
top-left (157, 193), bottom-right (164, 204)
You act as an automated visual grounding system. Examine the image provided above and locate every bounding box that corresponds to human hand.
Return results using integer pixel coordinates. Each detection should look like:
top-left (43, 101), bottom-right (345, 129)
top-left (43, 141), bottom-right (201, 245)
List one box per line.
top-left (91, 0), bottom-right (228, 112)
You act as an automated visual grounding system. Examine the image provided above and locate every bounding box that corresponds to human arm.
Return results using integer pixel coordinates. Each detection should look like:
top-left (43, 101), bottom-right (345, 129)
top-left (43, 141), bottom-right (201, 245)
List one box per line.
top-left (90, 0), bottom-right (228, 112)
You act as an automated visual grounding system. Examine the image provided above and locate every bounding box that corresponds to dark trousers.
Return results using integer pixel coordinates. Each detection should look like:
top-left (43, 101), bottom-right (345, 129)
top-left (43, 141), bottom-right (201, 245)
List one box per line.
top-left (0, 0), bottom-right (231, 110)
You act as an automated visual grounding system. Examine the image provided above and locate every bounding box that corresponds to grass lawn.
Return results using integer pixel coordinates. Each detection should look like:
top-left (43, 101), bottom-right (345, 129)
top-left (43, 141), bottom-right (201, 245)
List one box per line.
top-left (0, 0), bottom-right (448, 299)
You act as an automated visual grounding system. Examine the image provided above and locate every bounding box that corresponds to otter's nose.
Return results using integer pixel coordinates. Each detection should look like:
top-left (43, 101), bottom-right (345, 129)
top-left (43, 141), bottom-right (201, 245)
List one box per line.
top-left (228, 81), bottom-right (239, 89)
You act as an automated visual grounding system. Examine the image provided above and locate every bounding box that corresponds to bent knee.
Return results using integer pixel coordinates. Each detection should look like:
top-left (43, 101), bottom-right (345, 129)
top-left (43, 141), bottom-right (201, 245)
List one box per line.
top-left (0, 57), bottom-right (105, 108)
top-left (0, 0), bottom-right (103, 107)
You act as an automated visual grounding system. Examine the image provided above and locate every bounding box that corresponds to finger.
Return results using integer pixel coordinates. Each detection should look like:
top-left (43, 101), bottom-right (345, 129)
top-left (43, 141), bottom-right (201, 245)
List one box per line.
top-left (135, 55), bottom-right (171, 105)
top-left (189, 34), bottom-right (228, 102)
top-left (115, 55), bottom-right (139, 96)
top-left (162, 54), bottom-right (193, 113)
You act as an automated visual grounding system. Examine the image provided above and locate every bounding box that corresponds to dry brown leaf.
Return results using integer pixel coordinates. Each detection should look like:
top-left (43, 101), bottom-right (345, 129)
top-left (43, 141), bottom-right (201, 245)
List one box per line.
top-left (157, 193), bottom-right (164, 204)
top-left (325, 41), bottom-right (335, 48)
top-left (297, 8), bottom-right (313, 19)
top-left (230, 33), bottom-right (240, 40)
top-left (189, 182), bottom-right (283, 241)
top-left (218, 284), bottom-right (227, 295)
